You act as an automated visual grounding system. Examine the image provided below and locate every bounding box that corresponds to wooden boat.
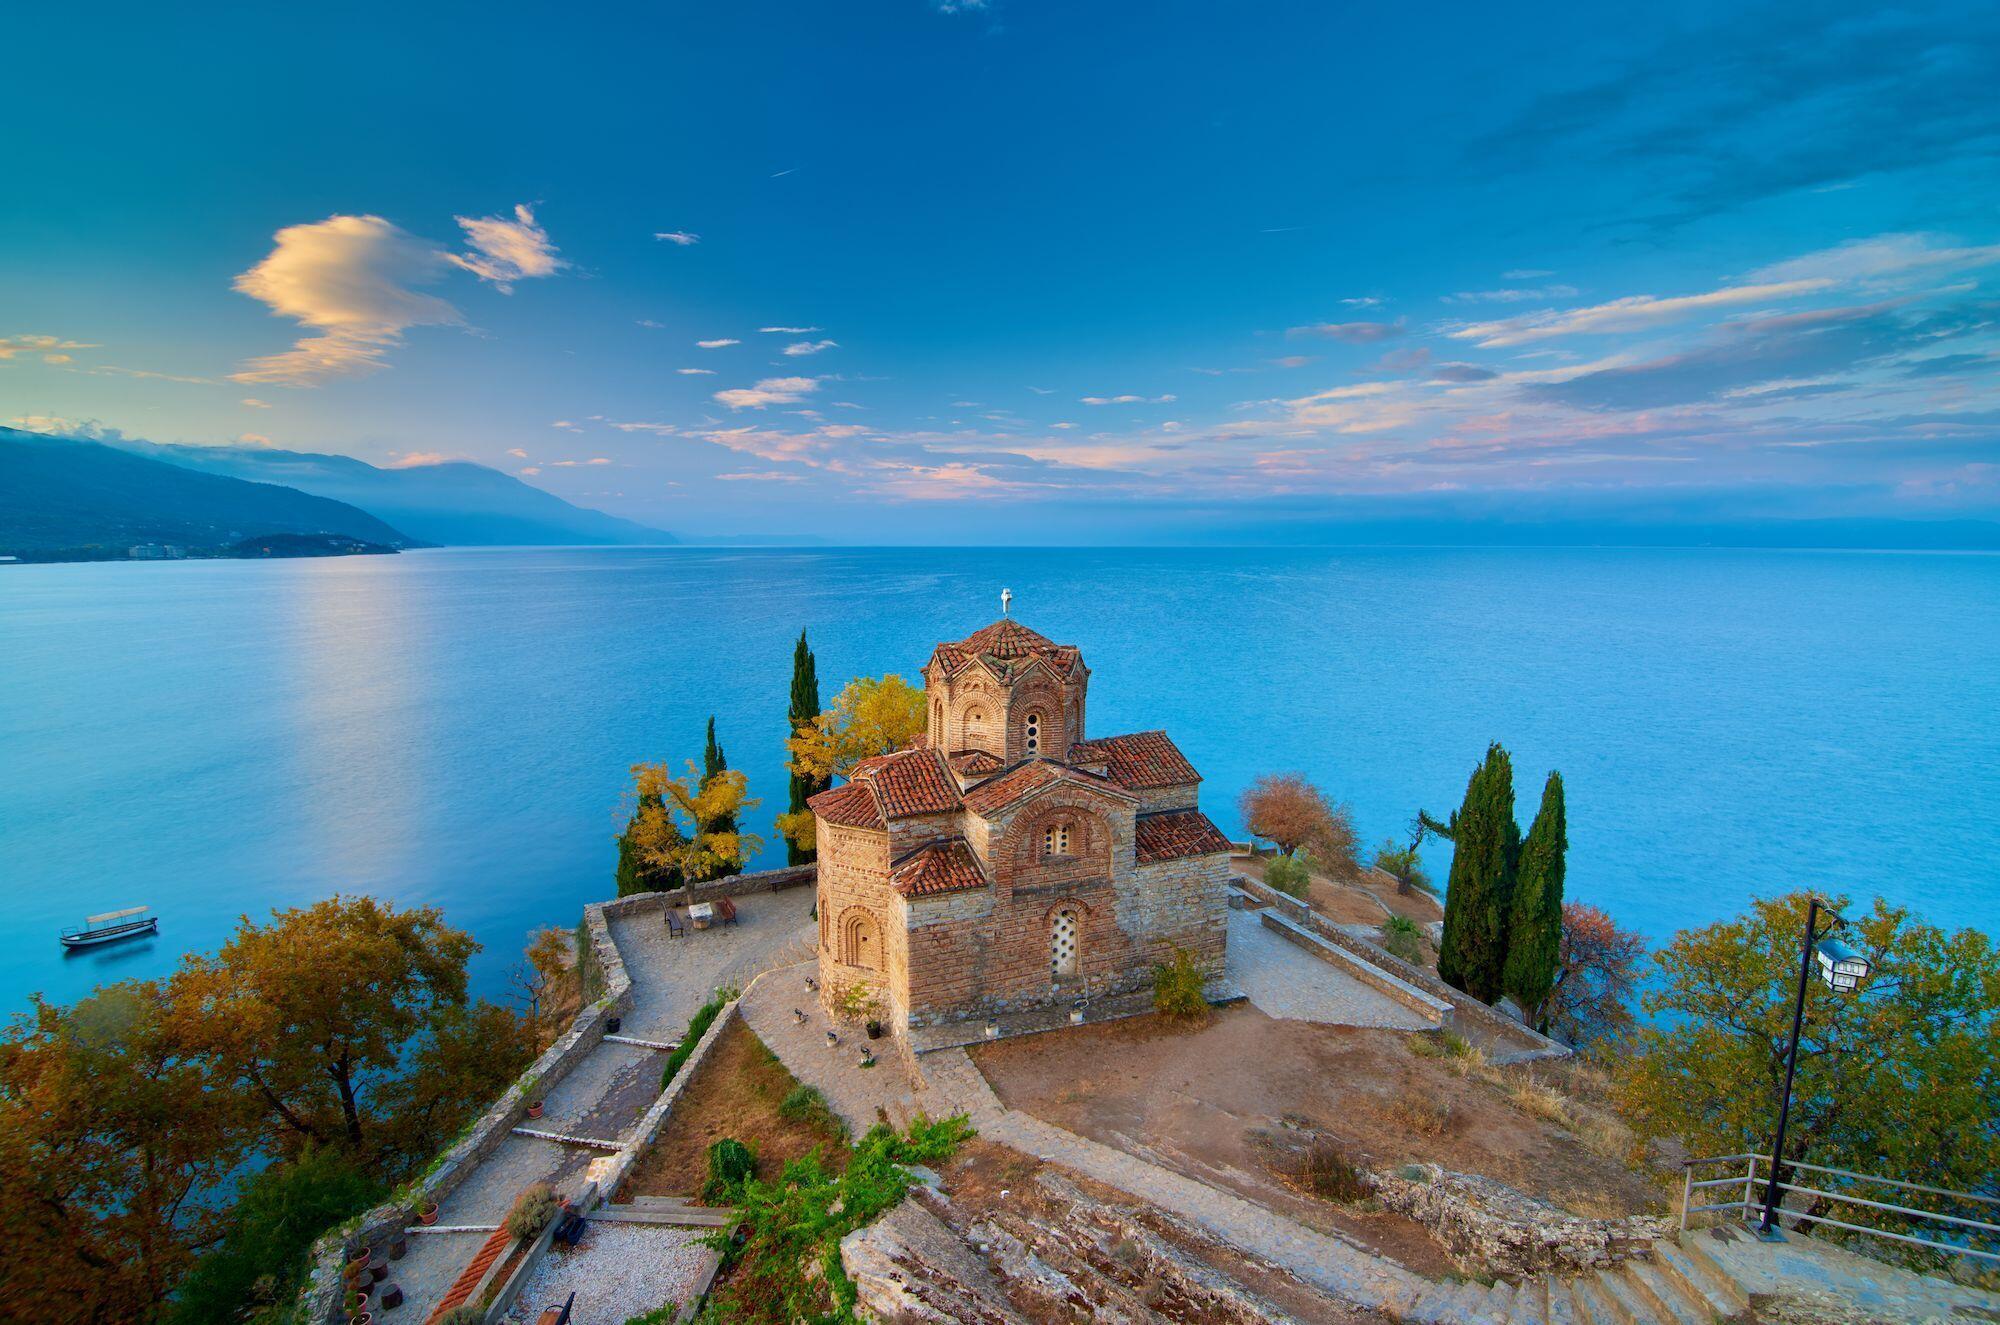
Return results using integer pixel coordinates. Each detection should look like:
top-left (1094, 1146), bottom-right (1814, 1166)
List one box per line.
top-left (60, 906), bottom-right (158, 950)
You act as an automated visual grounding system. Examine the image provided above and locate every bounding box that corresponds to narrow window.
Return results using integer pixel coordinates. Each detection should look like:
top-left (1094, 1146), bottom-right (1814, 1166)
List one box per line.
top-left (1042, 822), bottom-right (1071, 857)
top-left (1025, 711), bottom-right (1041, 755)
top-left (1051, 907), bottom-right (1079, 978)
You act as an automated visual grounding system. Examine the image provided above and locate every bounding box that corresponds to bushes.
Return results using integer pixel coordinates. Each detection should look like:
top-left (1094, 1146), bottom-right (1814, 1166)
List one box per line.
top-left (436, 1307), bottom-right (488, 1325)
top-left (1380, 914), bottom-right (1428, 966)
top-left (778, 1083), bottom-right (846, 1141)
top-left (662, 988), bottom-right (736, 1088)
top-left (1152, 948), bottom-right (1211, 1021)
top-left (505, 1181), bottom-right (560, 1239)
top-left (1288, 1136), bottom-right (1372, 1202)
top-left (1264, 852), bottom-right (1312, 899)
top-left (697, 1114), bottom-right (976, 1322)
top-left (704, 1137), bottom-right (757, 1203)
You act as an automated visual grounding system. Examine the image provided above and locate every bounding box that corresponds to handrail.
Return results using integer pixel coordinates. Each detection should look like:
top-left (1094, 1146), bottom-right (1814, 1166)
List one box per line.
top-left (1679, 1153), bottom-right (2000, 1266)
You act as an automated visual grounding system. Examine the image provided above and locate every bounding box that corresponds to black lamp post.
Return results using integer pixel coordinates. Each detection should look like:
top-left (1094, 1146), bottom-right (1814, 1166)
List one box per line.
top-left (1758, 896), bottom-right (1872, 1240)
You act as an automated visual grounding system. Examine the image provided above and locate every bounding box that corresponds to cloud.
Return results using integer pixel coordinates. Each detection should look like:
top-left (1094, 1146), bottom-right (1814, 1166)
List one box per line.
top-left (1431, 362), bottom-right (1500, 382)
top-left (654, 230), bottom-right (700, 246)
top-left (716, 470), bottom-right (804, 482)
top-left (935, 0), bottom-right (987, 11)
top-left (552, 420), bottom-right (581, 431)
top-left (1339, 296), bottom-right (1384, 308)
top-left (506, 447), bottom-right (528, 458)
top-left (386, 452), bottom-right (452, 468)
top-left (595, 418), bottom-right (677, 434)
top-left (518, 466), bottom-right (541, 475)
top-left (677, 367), bottom-right (715, 375)
top-left (1504, 269), bottom-right (1555, 280)
top-left (1, 333), bottom-right (97, 364)
top-left (548, 457), bottom-right (613, 467)
top-left (1286, 320), bottom-right (1402, 342)
top-left (714, 376), bottom-right (820, 409)
top-left (759, 326), bottom-right (820, 334)
top-left (240, 397), bottom-right (272, 408)
top-left (1080, 393), bottom-right (1176, 405)
top-left (1447, 279), bottom-right (1831, 347)
top-left (1745, 232), bottom-right (2000, 287)
top-left (1268, 355), bottom-right (1316, 368)
top-left (448, 204), bottom-right (563, 291)
top-left (1443, 285), bottom-right (1581, 304)
top-left (782, 339), bottom-right (838, 356)
top-left (231, 214), bottom-right (462, 385)
top-left (697, 338), bottom-right (740, 349)
top-left (637, 319), bottom-right (665, 328)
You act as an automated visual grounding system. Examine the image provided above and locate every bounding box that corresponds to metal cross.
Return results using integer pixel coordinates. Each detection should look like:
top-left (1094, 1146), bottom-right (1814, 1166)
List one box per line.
top-left (1001, 587), bottom-right (1012, 616)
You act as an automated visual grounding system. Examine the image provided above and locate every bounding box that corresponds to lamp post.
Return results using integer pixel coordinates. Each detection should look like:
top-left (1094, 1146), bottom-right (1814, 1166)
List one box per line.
top-left (1758, 896), bottom-right (1872, 1240)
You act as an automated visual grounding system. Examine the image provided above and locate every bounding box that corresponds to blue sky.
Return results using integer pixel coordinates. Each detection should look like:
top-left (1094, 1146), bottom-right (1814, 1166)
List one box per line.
top-left (5, 0), bottom-right (1998, 541)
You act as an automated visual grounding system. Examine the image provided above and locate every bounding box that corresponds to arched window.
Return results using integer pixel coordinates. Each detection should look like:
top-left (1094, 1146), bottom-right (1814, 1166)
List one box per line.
top-left (1025, 711), bottom-right (1042, 755)
top-left (841, 909), bottom-right (882, 971)
top-left (965, 708), bottom-right (985, 741)
top-left (1042, 821), bottom-right (1071, 858)
top-left (1050, 907), bottom-right (1079, 979)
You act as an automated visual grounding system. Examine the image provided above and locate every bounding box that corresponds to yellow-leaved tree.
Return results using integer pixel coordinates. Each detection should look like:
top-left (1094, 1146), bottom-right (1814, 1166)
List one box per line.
top-left (777, 674), bottom-right (928, 851)
top-left (626, 760), bottom-right (764, 895)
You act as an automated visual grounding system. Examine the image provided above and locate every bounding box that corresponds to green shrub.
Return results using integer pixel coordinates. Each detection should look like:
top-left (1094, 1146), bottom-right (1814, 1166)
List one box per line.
top-left (778, 1083), bottom-right (847, 1141)
top-left (1152, 948), bottom-right (1211, 1021)
top-left (662, 990), bottom-right (732, 1087)
top-left (435, 1307), bottom-right (488, 1325)
top-left (1380, 914), bottom-right (1427, 965)
top-left (504, 1181), bottom-right (560, 1240)
top-left (703, 1137), bottom-right (757, 1203)
top-left (1264, 852), bottom-right (1311, 898)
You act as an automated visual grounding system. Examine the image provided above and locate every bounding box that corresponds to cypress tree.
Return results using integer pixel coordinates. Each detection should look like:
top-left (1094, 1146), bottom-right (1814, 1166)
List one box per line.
top-left (1435, 742), bottom-right (1517, 1003)
top-left (1504, 770), bottom-right (1566, 1028)
top-left (614, 792), bottom-right (683, 897)
top-left (786, 629), bottom-right (824, 865)
top-left (701, 716), bottom-right (738, 839)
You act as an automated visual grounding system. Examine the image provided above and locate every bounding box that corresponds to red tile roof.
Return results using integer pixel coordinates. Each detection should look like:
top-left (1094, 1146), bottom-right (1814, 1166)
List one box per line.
top-left (960, 757), bottom-right (1135, 817)
top-left (947, 749), bottom-right (1003, 776)
top-left (1134, 809), bottom-right (1232, 864)
top-left (807, 780), bottom-right (884, 830)
top-left (853, 747), bottom-right (961, 818)
top-left (890, 839), bottom-right (989, 897)
top-left (1070, 731), bottom-right (1201, 789)
top-left (931, 618), bottom-right (1084, 681)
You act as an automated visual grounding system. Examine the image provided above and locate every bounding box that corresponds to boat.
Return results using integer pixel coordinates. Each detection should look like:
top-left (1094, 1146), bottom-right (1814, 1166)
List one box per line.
top-left (60, 906), bottom-right (159, 951)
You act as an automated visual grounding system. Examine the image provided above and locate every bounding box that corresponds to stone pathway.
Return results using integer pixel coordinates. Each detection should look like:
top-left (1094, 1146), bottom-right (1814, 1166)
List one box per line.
top-left (495, 1223), bottom-right (715, 1325)
top-left (388, 887), bottom-right (816, 1321)
top-left (739, 959), bottom-right (926, 1135)
top-left (1224, 906), bottom-right (1433, 1030)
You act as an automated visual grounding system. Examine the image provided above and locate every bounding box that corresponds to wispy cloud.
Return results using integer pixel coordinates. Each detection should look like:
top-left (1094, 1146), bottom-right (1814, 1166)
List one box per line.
top-left (697, 338), bottom-right (740, 349)
top-left (714, 375), bottom-right (819, 409)
top-left (1447, 279), bottom-right (1831, 347)
top-left (448, 204), bottom-right (564, 291)
top-left (716, 470), bottom-right (804, 482)
top-left (1442, 284), bottom-right (1580, 304)
top-left (0, 333), bottom-right (98, 362)
top-left (654, 230), bottom-right (700, 246)
top-left (677, 367), bottom-right (715, 375)
top-left (241, 397), bottom-right (271, 408)
top-left (1286, 320), bottom-right (1403, 342)
top-left (1080, 393), bottom-right (1177, 405)
top-left (759, 325), bottom-right (819, 334)
top-left (1746, 232), bottom-right (2000, 287)
top-left (782, 339), bottom-right (838, 356)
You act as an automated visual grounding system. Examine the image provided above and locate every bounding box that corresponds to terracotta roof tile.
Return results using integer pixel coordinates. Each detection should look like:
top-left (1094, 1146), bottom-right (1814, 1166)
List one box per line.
top-left (890, 839), bottom-right (989, 897)
top-left (853, 747), bottom-right (961, 818)
top-left (807, 780), bottom-right (884, 830)
top-left (1070, 731), bottom-right (1201, 790)
top-left (947, 749), bottom-right (1004, 780)
top-left (960, 758), bottom-right (1135, 817)
top-left (931, 618), bottom-right (1084, 681)
top-left (1134, 809), bottom-right (1232, 864)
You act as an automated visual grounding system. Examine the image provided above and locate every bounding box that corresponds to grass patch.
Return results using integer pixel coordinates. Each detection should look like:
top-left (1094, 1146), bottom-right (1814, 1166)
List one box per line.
top-left (1152, 948), bottom-right (1212, 1021)
top-left (1287, 1136), bottom-right (1372, 1203)
top-left (1379, 914), bottom-right (1428, 966)
top-left (663, 987), bottom-right (737, 1088)
top-left (778, 1083), bottom-right (847, 1141)
top-left (1388, 1088), bottom-right (1455, 1137)
top-left (696, 1114), bottom-right (976, 1323)
top-left (1508, 1075), bottom-right (1571, 1126)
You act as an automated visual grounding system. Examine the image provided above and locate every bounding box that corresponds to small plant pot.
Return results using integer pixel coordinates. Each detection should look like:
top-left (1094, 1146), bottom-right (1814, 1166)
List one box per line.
top-left (387, 1234), bottom-right (407, 1260)
top-left (369, 1258), bottom-right (387, 1284)
top-left (347, 1250), bottom-right (372, 1276)
top-left (418, 1202), bottom-right (439, 1226)
top-left (865, 1019), bottom-right (884, 1040)
top-left (379, 1283), bottom-right (404, 1310)
top-left (607, 1015), bottom-right (622, 1035)
top-left (527, 1101), bottom-right (544, 1119)
top-left (349, 1313), bottom-right (372, 1325)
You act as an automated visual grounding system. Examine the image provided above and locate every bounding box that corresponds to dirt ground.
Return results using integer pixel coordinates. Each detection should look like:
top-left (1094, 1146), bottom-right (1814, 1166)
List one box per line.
top-left (972, 1005), bottom-right (1662, 1238)
top-left (616, 1017), bottom-right (849, 1201)
top-left (939, 1139), bottom-right (1396, 1324)
top-left (1238, 856), bottom-right (1443, 929)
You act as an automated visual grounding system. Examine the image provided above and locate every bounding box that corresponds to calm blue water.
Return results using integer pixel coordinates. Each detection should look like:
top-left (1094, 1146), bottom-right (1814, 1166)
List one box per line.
top-left (3, 546), bottom-right (1996, 1015)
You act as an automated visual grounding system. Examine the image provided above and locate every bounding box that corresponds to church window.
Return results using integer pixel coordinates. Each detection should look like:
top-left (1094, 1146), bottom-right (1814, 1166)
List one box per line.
top-left (1051, 907), bottom-right (1079, 978)
top-left (1042, 821), bottom-right (1071, 858)
top-left (1025, 712), bottom-right (1041, 755)
top-left (841, 909), bottom-right (883, 971)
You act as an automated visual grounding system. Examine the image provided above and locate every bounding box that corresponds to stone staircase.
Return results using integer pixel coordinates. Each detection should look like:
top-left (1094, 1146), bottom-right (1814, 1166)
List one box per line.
top-left (590, 1195), bottom-right (738, 1228)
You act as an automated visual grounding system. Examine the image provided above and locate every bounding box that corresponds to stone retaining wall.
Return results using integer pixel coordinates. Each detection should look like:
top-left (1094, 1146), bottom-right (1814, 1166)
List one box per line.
top-left (1371, 1163), bottom-right (1673, 1277)
top-left (1238, 875), bottom-right (1570, 1062)
top-left (1257, 908), bottom-right (1450, 1025)
top-left (592, 998), bottom-right (742, 1202)
top-left (299, 899), bottom-right (636, 1323)
top-left (600, 863), bottom-right (817, 920)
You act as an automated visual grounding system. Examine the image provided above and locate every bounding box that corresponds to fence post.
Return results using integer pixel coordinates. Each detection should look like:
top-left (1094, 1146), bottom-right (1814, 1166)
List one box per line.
top-left (1680, 1164), bottom-right (1695, 1233)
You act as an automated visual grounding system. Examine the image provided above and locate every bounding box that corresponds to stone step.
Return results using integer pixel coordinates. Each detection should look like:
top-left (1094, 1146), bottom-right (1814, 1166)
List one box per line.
top-left (1673, 1233), bottom-right (1753, 1312)
top-left (588, 1206), bottom-right (736, 1228)
top-left (1504, 1280), bottom-right (1550, 1325)
top-left (509, 1126), bottom-right (623, 1150)
top-left (603, 1033), bottom-right (679, 1050)
top-left (1618, 1259), bottom-right (1709, 1325)
top-left (1566, 1278), bottom-right (1624, 1325)
top-left (1653, 1241), bottom-right (1747, 1317)
top-left (1541, 1280), bottom-right (1584, 1325)
top-left (1407, 1280), bottom-right (1483, 1324)
top-left (1589, 1267), bottom-right (1654, 1325)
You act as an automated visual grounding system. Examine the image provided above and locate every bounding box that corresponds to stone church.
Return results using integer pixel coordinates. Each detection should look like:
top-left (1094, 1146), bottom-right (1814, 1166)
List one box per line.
top-left (808, 617), bottom-right (1232, 1035)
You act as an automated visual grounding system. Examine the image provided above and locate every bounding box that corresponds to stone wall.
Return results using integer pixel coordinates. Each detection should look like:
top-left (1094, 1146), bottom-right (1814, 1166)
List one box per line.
top-left (1237, 875), bottom-right (1569, 1062)
top-left (1370, 1163), bottom-right (1673, 1277)
top-left (591, 998), bottom-right (741, 1202)
top-left (599, 861), bottom-right (817, 920)
top-left (298, 898), bottom-right (638, 1324)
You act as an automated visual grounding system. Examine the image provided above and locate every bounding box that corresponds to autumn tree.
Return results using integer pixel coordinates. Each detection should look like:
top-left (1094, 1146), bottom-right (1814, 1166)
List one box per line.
top-left (1615, 893), bottom-right (2000, 1257)
top-left (170, 896), bottom-right (484, 1158)
top-left (780, 674), bottom-right (926, 853)
top-left (1424, 742), bottom-right (1518, 1003)
top-left (1239, 773), bottom-right (1359, 874)
top-left (786, 629), bottom-right (825, 866)
top-left (513, 926), bottom-right (582, 1049)
top-left (1503, 770), bottom-right (1567, 1028)
top-left (0, 983), bottom-right (250, 1322)
top-left (1544, 902), bottom-right (1645, 1047)
top-left (614, 787), bottom-right (682, 897)
top-left (701, 716), bottom-right (738, 839)
top-left (626, 760), bottom-right (764, 893)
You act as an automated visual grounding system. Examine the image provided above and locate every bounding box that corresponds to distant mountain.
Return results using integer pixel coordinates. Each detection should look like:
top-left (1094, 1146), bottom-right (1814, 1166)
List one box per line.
top-left (113, 441), bottom-right (676, 547)
top-left (0, 427), bottom-right (418, 559)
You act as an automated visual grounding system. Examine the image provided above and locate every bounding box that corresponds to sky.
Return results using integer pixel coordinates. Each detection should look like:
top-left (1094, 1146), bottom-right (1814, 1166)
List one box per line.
top-left (4, 0), bottom-right (1999, 542)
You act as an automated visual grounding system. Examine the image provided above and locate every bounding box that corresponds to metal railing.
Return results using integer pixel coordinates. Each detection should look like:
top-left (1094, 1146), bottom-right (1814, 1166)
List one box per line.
top-left (1681, 1153), bottom-right (2000, 1265)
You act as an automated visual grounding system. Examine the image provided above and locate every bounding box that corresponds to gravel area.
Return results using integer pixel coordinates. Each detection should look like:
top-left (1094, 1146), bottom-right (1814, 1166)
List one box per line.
top-left (497, 1222), bottom-right (714, 1324)
top-left (1224, 908), bottom-right (1430, 1030)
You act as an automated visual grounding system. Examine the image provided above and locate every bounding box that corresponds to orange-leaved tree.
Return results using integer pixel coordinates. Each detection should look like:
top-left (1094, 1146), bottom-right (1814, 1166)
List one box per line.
top-left (778, 674), bottom-right (926, 852)
top-left (626, 760), bottom-right (764, 891)
top-left (1238, 772), bottom-right (1358, 874)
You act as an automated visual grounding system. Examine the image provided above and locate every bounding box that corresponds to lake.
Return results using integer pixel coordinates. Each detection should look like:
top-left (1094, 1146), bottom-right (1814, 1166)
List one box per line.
top-left (3, 545), bottom-right (1996, 1015)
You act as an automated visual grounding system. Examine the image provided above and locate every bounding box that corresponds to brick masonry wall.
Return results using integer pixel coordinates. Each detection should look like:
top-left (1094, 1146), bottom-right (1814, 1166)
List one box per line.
top-left (816, 822), bottom-right (901, 1022)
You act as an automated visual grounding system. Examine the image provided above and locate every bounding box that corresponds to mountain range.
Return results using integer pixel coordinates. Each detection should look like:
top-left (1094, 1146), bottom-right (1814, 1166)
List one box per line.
top-left (1, 428), bottom-right (676, 561)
